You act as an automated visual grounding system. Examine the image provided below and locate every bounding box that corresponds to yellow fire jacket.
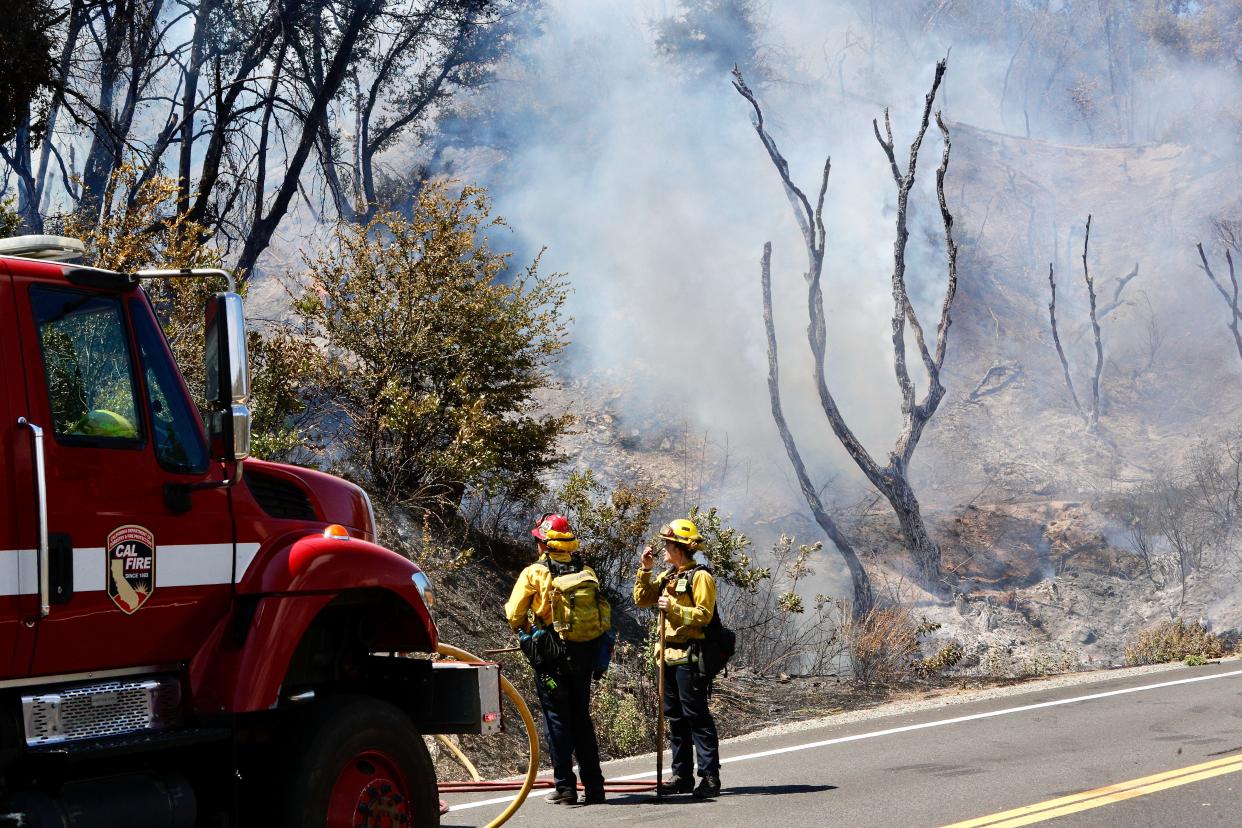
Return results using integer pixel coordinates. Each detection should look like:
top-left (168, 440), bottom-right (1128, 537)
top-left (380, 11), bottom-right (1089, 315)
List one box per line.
top-left (505, 551), bottom-right (579, 631)
top-left (632, 563), bottom-right (716, 664)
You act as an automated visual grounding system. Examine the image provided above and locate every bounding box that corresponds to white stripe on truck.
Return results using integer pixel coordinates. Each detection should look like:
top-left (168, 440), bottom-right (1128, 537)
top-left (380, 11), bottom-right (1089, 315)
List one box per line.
top-left (0, 543), bottom-right (262, 596)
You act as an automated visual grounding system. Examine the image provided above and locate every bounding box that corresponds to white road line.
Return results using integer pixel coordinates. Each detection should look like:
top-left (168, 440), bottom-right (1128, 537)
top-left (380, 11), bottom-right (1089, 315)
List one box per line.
top-left (447, 667), bottom-right (1242, 813)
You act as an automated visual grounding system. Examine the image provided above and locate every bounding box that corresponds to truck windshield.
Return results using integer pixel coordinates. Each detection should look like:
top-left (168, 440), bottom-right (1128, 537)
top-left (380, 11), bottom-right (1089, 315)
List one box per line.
top-left (130, 298), bottom-right (209, 474)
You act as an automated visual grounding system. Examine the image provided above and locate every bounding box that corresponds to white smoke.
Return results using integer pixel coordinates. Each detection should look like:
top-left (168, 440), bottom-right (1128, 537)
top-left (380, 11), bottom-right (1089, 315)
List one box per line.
top-left (443, 0), bottom-right (1242, 599)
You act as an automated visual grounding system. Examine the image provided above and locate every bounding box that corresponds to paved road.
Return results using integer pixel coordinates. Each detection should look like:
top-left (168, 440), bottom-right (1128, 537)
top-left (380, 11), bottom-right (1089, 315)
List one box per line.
top-left (442, 661), bottom-right (1242, 826)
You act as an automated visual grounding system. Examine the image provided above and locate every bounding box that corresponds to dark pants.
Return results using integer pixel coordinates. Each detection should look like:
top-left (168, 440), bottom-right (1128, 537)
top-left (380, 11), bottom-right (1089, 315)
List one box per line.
top-left (535, 640), bottom-right (605, 794)
top-left (663, 661), bottom-right (720, 779)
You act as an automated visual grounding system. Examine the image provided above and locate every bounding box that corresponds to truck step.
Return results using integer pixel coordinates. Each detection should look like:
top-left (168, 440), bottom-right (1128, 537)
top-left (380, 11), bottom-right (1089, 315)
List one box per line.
top-left (25, 727), bottom-right (231, 761)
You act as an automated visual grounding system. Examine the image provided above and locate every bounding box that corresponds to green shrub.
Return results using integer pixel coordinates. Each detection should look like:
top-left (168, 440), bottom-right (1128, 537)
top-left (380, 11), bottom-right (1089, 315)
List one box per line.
top-left (591, 675), bottom-right (650, 758)
top-left (550, 469), bottom-right (665, 590)
top-left (689, 506), bottom-right (768, 592)
top-left (1124, 620), bottom-right (1225, 666)
top-left (297, 184), bottom-right (573, 510)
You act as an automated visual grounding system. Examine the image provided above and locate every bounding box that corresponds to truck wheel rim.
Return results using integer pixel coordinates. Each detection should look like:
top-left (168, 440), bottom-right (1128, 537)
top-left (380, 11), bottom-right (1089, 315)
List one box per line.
top-left (328, 748), bottom-right (412, 827)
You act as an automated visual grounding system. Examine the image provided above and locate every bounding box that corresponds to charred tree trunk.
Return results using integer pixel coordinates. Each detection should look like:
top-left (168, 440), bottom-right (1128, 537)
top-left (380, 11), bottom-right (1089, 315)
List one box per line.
top-left (1081, 215), bottom-right (1104, 427)
top-left (734, 59), bottom-right (957, 588)
top-left (0, 119), bottom-right (38, 231)
top-left (1047, 262), bottom-right (1084, 417)
top-left (1195, 243), bottom-right (1242, 367)
top-left (33, 0), bottom-right (88, 220)
top-left (888, 472), bottom-right (939, 576)
top-left (235, 0), bottom-right (373, 276)
top-left (176, 0), bottom-right (214, 211)
top-left (761, 243), bottom-right (874, 617)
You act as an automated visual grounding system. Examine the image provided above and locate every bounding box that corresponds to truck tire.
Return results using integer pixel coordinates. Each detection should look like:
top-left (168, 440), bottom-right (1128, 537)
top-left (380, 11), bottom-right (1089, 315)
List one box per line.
top-left (281, 697), bottom-right (439, 827)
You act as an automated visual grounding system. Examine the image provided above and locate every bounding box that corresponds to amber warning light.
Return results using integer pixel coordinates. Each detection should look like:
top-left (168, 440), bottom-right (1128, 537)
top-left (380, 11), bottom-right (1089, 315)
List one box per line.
top-left (323, 524), bottom-right (351, 540)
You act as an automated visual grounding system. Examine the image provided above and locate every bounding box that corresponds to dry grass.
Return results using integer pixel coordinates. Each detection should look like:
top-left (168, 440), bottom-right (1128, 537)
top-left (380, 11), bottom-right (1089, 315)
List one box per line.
top-left (841, 605), bottom-right (922, 684)
top-left (1123, 620), bottom-right (1227, 666)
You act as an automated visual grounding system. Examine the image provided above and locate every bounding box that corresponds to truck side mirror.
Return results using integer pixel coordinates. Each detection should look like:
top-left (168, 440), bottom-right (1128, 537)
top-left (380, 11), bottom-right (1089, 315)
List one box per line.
top-left (204, 292), bottom-right (251, 461)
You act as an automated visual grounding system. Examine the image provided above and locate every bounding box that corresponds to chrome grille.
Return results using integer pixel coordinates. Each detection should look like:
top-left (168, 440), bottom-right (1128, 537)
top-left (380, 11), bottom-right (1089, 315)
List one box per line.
top-left (21, 677), bottom-right (182, 746)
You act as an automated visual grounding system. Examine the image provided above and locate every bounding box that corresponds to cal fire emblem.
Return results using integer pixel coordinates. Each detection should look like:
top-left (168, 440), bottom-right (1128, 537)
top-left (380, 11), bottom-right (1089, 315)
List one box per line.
top-left (106, 525), bottom-right (156, 614)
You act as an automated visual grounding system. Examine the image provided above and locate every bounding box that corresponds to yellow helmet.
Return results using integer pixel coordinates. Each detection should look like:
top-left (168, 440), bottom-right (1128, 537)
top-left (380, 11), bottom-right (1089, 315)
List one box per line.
top-left (76, 409), bottom-right (137, 439)
top-left (660, 519), bottom-right (703, 550)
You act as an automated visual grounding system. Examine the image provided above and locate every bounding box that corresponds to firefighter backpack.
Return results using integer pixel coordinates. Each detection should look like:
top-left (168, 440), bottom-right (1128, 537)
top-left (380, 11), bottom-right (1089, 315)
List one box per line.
top-left (679, 564), bottom-right (737, 679)
top-left (541, 554), bottom-right (612, 643)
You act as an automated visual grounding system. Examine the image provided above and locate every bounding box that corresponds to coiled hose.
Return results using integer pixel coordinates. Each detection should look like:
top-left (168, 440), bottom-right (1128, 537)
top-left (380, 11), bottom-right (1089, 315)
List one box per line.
top-left (435, 643), bottom-right (539, 828)
top-left (433, 643), bottom-right (656, 825)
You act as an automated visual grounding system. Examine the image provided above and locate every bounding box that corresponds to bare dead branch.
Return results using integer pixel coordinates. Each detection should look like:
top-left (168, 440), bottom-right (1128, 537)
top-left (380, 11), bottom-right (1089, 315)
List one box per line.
top-left (761, 243), bottom-right (873, 615)
top-left (737, 59), bottom-right (954, 586)
top-left (732, 66), bottom-right (819, 259)
top-left (967, 363), bottom-right (1023, 403)
top-left (1048, 262), bottom-right (1084, 417)
top-left (1196, 242), bottom-right (1242, 366)
top-left (1114, 261), bottom-right (1139, 302)
top-left (1082, 214), bottom-right (1104, 427)
top-left (931, 110), bottom-right (958, 377)
top-left (1098, 260), bottom-right (1139, 319)
top-left (875, 59), bottom-right (948, 431)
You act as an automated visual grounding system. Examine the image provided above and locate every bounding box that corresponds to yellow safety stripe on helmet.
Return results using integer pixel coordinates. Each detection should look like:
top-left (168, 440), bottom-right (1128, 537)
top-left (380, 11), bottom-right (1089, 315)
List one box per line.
top-left (545, 537), bottom-right (580, 553)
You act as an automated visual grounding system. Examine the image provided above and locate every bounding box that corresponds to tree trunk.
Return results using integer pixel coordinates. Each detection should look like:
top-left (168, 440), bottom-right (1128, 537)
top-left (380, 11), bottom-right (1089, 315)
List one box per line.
top-left (177, 0), bottom-right (213, 211)
top-left (886, 474), bottom-right (941, 583)
top-left (735, 61), bottom-right (956, 597)
top-left (2, 119), bottom-right (39, 232)
top-left (760, 242), bottom-right (873, 618)
top-left (235, 1), bottom-right (372, 277)
top-left (35, 0), bottom-right (87, 217)
top-left (79, 1), bottom-right (130, 216)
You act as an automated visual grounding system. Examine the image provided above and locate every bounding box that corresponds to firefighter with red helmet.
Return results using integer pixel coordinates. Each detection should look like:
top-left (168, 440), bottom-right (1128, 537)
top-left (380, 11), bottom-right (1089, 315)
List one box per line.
top-left (505, 513), bottom-right (608, 805)
top-left (633, 518), bottom-right (722, 799)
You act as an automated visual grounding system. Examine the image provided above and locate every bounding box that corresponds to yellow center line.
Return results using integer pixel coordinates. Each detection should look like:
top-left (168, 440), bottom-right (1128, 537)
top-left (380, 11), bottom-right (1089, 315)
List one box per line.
top-left (941, 752), bottom-right (1242, 827)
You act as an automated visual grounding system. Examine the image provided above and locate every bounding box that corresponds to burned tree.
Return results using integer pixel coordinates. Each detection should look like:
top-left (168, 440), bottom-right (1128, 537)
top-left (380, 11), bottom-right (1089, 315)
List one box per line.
top-left (1046, 215), bottom-right (1105, 427)
top-left (1098, 261), bottom-right (1139, 320)
top-left (1082, 216), bottom-right (1104, 427)
top-left (1195, 242), bottom-right (1242, 367)
top-left (761, 243), bottom-right (873, 615)
top-left (1047, 262), bottom-right (1083, 418)
top-left (734, 59), bottom-right (957, 588)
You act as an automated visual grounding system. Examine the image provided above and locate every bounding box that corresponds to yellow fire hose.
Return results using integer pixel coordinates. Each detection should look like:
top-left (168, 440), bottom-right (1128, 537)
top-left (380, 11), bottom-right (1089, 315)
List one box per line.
top-left (435, 734), bottom-right (483, 782)
top-left (436, 643), bottom-right (540, 828)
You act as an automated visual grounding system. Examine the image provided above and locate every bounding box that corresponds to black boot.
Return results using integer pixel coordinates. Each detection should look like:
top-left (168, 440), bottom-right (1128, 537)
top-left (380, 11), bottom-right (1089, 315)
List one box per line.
top-left (583, 787), bottom-right (606, 805)
top-left (693, 774), bottom-right (721, 799)
top-left (657, 775), bottom-right (694, 795)
top-left (545, 788), bottom-right (578, 804)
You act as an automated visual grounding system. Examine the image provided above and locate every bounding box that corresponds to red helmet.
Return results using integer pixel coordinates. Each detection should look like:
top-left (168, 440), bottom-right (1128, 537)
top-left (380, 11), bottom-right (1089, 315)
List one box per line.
top-left (532, 513), bottom-right (579, 552)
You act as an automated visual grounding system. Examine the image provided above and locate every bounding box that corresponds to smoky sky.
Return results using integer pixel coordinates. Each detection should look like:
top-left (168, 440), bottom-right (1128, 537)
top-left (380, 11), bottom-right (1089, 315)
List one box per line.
top-left (433, 0), bottom-right (1242, 595)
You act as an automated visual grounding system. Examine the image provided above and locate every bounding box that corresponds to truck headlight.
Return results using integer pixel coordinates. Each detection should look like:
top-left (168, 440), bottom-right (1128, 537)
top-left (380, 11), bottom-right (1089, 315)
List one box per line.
top-left (412, 570), bottom-right (435, 610)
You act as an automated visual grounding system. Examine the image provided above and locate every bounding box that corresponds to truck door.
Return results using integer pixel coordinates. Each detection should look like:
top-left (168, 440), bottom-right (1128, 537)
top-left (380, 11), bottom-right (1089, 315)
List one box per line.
top-left (13, 275), bottom-right (235, 676)
top-left (0, 260), bottom-right (37, 677)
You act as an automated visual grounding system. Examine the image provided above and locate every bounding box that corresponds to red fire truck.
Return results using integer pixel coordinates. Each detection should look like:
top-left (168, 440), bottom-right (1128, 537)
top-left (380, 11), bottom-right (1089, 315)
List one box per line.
top-left (0, 237), bottom-right (499, 826)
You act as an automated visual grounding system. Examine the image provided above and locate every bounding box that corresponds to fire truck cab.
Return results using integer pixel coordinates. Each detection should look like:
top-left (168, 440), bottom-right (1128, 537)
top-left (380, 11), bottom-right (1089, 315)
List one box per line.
top-left (0, 238), bottom-right (498, 826)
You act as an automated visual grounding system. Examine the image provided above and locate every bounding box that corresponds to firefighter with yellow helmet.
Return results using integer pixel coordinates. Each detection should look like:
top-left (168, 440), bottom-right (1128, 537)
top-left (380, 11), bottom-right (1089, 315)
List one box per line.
top-left (633, 518), bottom-right (722, 798)
top-left (505, 513), bottom-right (609, 806)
